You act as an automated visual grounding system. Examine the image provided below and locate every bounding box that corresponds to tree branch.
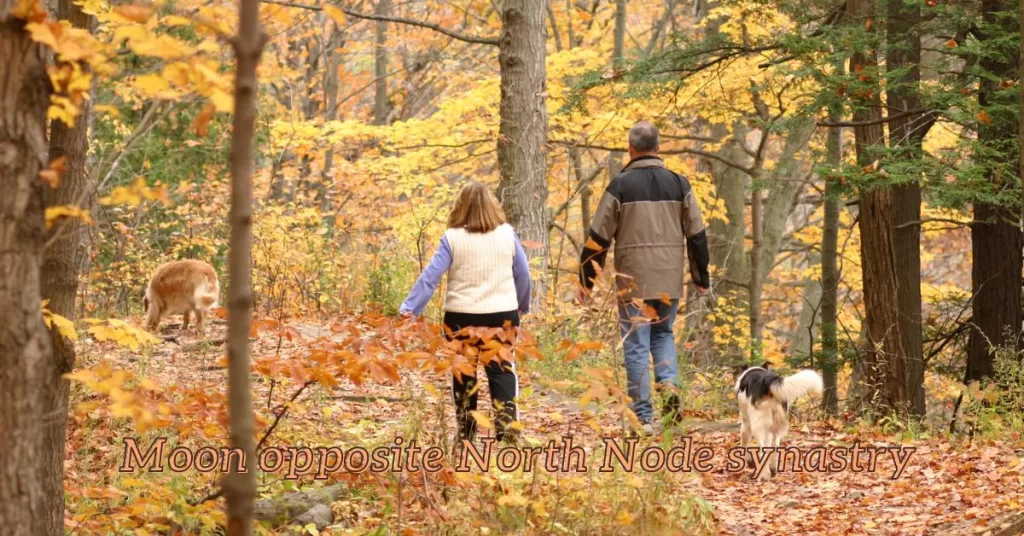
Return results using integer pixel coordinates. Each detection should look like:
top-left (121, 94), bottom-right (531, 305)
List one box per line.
top-left (818, 108), bottom-right (932, 127)
top-left (550, 140), bottom-right (755, 175)
top-left (261, 0), bottom-right (501, 46)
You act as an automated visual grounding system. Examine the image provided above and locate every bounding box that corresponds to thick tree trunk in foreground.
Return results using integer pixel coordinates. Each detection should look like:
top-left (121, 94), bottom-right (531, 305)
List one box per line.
top-left (40, 0), bottom-right (95, 530)
top-left (224, 0), bottom-right (265, 532)
top-left (0, 4), bottom-right (55, 533)
top-left (850, 0), bottom-right (909, 414)
top-left (886, 0), bottom-right (927, 416)
top-left (966, 0), bottom-right (1024, 383)
top-left (497, 0), bottom-right (548, 307)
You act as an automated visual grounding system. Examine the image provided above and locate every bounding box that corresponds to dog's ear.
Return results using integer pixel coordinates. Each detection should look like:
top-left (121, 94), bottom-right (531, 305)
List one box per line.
top-left (760, 360), bottom-right (772, 370)
top-left (732, 364), bottom-right (749, 378)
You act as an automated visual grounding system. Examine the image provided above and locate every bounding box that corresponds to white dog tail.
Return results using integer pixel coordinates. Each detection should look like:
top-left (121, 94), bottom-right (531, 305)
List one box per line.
top-left (772, 370), bottom-right (823, 402)
top-left (193, 279), bottom-right (219, 310)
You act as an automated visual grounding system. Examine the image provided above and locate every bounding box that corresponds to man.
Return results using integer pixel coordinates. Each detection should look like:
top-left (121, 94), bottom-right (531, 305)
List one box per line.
top-left (578, 121), bottom-right (711, 435)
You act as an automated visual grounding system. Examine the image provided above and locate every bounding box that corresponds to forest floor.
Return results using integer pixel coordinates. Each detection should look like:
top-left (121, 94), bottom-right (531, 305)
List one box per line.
top-left (67, 316), bottom-right (1024, 535)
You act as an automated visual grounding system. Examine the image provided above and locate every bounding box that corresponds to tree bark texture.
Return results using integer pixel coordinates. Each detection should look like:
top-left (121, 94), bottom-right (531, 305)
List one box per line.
top-left (497, 0), bottom-right (549, 307)
top-left (886, 0), bottom-right (927, 416)
top-left (40, 0), bottom-right (95, 530)
top-left (821, 95), bottom-right (843, 416)
top-left (850, 0), bottom-right (910, 413)
top-left (0, 5), bottom-right (55, 533)
top-left (966, 0), bottom-right (1024, 382)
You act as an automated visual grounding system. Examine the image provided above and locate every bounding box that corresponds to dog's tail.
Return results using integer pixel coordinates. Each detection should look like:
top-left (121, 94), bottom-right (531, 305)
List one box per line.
top-left (193, 279), bottom-right (219, 310)
top-left (771, 370), bottom-right (823, 402)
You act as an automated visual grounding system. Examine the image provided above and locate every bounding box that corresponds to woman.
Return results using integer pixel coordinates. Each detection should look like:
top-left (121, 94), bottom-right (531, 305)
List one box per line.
top-left (400, 181), bottom-right (531, 444)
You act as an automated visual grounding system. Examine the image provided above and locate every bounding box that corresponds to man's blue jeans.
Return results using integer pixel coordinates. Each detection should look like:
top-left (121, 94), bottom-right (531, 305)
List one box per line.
top-left (618, 298), bottom-right (680, 423)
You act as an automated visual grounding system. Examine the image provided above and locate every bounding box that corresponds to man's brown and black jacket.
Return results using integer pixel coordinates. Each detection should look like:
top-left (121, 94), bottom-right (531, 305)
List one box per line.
top-left (579, 155), bottom-right (710, 300)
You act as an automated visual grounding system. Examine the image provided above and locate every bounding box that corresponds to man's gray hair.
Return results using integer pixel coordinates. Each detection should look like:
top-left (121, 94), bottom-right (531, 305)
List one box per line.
top-left (628, 121), bottom-right (660, 152)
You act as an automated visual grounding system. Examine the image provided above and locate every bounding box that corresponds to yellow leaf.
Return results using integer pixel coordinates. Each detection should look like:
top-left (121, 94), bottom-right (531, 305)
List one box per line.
top-left (12, 0), bottom-right (46, 22)
top-left (497, 493), bottom-right (529, 507)
top-left (323, 4), bottom-right (347, 24)
top-left (114, 4), bottom-right (152, 22)
top-left (26, 21), bottom-right (60, 50)
top-left (93, 104), bottom-right (120, 118)
top-left (42, 307), bottom-right (78, 341)
top-left (210, 89), bottom-right (233, 114)
top-left (626, 475), bottom-right (645, 489)
top-left (469, 410), bottom-right (493, 430)
top-left (133, 73), bottom-right (171, 96)
top-left (45, 205), bottom-right (93, 230)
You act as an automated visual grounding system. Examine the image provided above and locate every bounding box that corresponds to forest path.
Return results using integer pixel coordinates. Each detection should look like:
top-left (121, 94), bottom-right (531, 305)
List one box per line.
top-left (100, 317), bottom-right (1024, 535)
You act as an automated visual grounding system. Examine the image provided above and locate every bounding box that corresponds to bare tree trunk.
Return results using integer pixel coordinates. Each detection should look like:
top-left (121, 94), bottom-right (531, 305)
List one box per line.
top-left (850, 0), bottom-right (910, 413)
top-left (373, 0), bottom-right (390, 126)
top-left (607, 0), bottom-right (626, 179)
top-left (707, 123), bottom-right (751, 362)
top-left (757, 118), bottom-right (815, 280)
top-left (821, 93), bottom-right (843, 416)
top-left (792, 259), bottom-right (823, 362)
top-left (749, 181), bottom-right (763, 355)
top-left (224, 0), bottom-right (265, 531)
top-left (0, 3), bottom-right (54, 532)
top-left (886, 0), bottom-right (927, 417)
top-left (40, 0), bottom-right (94, 529)
top-left (321, 23), bottom-right (343, 221)
top-left (967, 0), bottom-right (1023, 382)
top-left (497, 0), bottom-right (548, 307)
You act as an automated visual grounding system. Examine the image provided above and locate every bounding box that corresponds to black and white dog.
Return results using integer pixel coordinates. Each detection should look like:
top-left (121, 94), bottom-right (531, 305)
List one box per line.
top-left (734, 362), bottom-right (823, 480)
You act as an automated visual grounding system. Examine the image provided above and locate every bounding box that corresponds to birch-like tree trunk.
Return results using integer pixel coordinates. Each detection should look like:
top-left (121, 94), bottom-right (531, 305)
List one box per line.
top-left (0, 2), bottom-right (54, 532)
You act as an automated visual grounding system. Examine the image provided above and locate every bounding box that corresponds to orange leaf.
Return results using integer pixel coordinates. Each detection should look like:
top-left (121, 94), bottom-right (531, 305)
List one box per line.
top-left (114, 5), bottom-right (154, 23)
top-left (977, 111), bottom-right (992, 125)
top-left (192, 103), bottom-right (216, 137)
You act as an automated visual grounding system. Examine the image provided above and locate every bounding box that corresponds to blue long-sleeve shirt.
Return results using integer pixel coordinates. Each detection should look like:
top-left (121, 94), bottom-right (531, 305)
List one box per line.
top-left (400, 233), bottom-right (532, 317)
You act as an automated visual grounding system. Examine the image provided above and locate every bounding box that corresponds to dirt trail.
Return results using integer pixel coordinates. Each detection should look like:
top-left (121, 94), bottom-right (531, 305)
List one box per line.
top-left (105, 320), bottom-right (1024, 535)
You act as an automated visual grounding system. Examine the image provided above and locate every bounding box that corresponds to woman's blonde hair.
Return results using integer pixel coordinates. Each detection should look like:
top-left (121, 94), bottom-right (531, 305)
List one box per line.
top-left (447, 181), bottom-right (506, 233)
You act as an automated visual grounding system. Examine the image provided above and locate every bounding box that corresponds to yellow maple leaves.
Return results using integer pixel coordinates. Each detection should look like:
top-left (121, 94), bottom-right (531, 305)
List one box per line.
top-left (85, 318), bottom-right (161, 351)
top-left (42, 300), bottom-right (78, 341)
top-left (99, 177), bottom-right (170, 206)
top-left (45, 204), bottom-right (94, 230)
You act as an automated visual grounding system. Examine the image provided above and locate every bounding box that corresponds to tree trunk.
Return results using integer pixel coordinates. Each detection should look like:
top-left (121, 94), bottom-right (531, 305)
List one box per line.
top-left (750, 180), bottom-right (763, 355)
top-left (607, 0), bottom-right (626, 180)
top-left (224, 0), bottom-right (265, 532)
top-left (792, 258), bottom-right (823, 363)
top-left (496, 0), bottom-right (548, 307)
top-left (373, 0), bottom-right (390, 126)
top-left (850, 0), bottom-right (910, 414)
top-left (757, 117), bottom-right (815, 281)
top-left (0, 4), bottom-right (54, 532)
top-left (821, 92), bottom-right (843, 416)
top-left (40, 0), bottom-right (95, 530)
top-left (706, 123), bottom-right (752, 362)
top-left (321, 23), bottom-right (343, 221)
top-left (886, 0), bottom-right (927, 416)
top-left (967, 0), bottom-right (1023, 381)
